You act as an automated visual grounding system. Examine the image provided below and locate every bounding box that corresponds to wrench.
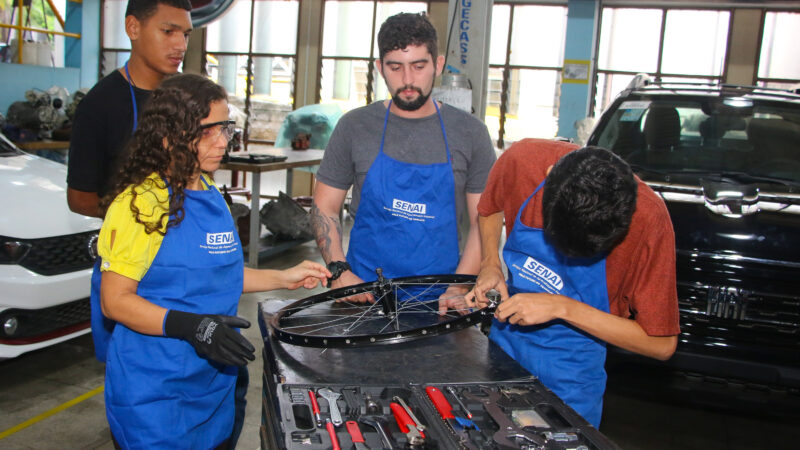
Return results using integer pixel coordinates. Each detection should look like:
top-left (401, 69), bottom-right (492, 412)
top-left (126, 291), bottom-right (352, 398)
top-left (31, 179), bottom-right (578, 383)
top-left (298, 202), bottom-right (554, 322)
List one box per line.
top-left (358, 415), bottom-right (395, 450)
top-left (318, 388), bottom-right (344, 426)
top-left (463, 388), bottom-right (547, 449)
top-left (390, 402), bottom-right (425, 446)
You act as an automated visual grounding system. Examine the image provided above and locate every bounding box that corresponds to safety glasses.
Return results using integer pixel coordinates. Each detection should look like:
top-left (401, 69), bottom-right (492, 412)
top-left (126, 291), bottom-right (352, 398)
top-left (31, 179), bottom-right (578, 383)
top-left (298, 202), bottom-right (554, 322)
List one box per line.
top-left (200, 120), bottom-right (236, 142)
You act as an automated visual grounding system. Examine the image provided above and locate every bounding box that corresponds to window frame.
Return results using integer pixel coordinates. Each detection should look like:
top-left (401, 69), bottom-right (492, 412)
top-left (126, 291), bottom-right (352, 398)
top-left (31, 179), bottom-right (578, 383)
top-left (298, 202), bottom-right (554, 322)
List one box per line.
top-left (591, 6), bottom-right (734, 117)
top-left (317, 0), bottom-right (436, 110)
top-left (755, 9), bottom-right (800, 88)
top-left (202, 0), bottom-right (302, 147)
top-left (490, 1), bottom-right (566, 149)
top-left (98, 0), bottom-right (129, 78)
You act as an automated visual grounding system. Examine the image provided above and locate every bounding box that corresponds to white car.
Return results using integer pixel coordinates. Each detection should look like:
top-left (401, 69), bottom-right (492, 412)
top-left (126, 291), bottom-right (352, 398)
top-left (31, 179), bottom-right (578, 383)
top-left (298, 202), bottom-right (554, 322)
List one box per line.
top-left (0, 132), bottom-right (101, 359)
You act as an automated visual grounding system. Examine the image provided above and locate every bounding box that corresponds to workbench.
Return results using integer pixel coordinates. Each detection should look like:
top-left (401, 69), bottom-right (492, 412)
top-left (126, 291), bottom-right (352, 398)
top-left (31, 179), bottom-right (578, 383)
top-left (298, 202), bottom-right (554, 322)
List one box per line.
top-left (256, 300), bottom-right (619, 450)
top-left (258, 300), bottom-right (529, 387)
top-left (16, 140), bottom-right (70, 164)
top-left (219, 147), bottom-right (324, 267)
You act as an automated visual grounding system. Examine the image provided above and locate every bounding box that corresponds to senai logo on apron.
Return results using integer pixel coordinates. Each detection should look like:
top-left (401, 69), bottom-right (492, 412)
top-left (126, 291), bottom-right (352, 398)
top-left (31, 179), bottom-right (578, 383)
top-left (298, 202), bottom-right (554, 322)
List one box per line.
top-left (393, 198), bottom-right (427, 214)
top-left (512, 256), bottom-right (564, 293)
top-left (207, 232), bottom-right (235, 245)
top-left (203, 231), bottom-right (239, 255)
top-left (385, 198), bottom-right (435, 222)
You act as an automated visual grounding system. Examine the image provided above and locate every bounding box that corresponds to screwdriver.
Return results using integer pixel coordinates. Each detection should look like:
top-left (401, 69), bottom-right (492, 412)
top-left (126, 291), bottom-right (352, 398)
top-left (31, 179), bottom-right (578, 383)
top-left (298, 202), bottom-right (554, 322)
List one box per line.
top-left (308, 390), bottom-right (322, 427)
top-left (447, 386), bottom-right (473, 420)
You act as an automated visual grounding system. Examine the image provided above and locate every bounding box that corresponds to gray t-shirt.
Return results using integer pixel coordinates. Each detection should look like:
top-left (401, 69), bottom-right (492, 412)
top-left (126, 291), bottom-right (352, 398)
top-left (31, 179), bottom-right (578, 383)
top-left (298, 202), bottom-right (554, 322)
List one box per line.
top-left (317, 101), bottom-right (496, 244)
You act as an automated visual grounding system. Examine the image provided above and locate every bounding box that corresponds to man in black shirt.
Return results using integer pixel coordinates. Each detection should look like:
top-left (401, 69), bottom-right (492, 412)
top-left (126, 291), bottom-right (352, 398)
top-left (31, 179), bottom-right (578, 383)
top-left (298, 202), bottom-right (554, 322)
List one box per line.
top-left (67, 0), bottom-right (192, 217)
top-left (68, 3), bottom-right (252, 445)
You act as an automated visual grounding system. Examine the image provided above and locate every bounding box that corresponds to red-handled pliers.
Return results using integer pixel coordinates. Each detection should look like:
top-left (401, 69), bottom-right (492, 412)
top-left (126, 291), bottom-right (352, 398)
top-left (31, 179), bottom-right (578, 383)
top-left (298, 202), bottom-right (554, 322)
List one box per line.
top-left (390, 401), bottom-right (425, 446)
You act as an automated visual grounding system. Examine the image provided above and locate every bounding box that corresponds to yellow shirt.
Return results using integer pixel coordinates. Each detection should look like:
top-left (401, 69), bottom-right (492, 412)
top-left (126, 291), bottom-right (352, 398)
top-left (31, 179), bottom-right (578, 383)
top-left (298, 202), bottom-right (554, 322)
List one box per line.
top-left (98, 173), bottom-right (216, 281)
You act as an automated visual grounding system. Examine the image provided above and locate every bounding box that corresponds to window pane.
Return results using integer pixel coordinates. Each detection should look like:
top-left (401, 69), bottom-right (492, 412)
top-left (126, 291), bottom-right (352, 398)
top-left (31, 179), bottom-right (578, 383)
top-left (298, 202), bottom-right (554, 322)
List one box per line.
top-left (322, 1), bottom-right (375, 57)
top-left (206, 53), bottom-right (249, 99)
top-left (598, 8), bottom-right (662, 72)
top-left (103, 0), bottom-right (129, 49)
top-left (489, 5), bottom-right (510, 66)
top-left (249, 57), bottom-right (293, 141)
top-left (319, 58), bottom-right (377, 113)
top-left (593, 72), bottom-right (636, 117)
top-left (252, 1), bottom-right (299, 54)
top-left (658, 76), bottom-right (716, 85)
top-left (101, 51), bottom-right (130, 77)
top-left (661, 10), bottom-right (728, 77)
top-left (509, 5), bottom-right (567, 67)
top-left (205, 0), bottom-right (252, 53)
top-left (484, 67), bottom-right (504, 144)
top-left (505, 69), bottom-right (560, 141)
top-left (3, 0), bottom-right (69, 67)
top-left (251, 56), bottom-right (295, 104)
top-left (758, 12), bottom-right (800, 80)
top-left (372, 2), bottom-right (428, 55)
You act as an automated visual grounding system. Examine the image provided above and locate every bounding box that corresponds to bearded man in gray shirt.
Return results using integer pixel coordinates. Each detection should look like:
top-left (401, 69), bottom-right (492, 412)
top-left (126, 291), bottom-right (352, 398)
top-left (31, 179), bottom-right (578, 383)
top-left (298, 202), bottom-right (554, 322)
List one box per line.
top-left (311, 12), bottom-right (495, 311)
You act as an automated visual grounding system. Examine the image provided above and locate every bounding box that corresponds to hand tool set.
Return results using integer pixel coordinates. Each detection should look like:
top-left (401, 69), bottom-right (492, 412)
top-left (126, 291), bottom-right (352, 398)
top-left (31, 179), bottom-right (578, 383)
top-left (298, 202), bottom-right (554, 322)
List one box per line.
top-left (272, 382), bottom-right (619, 450)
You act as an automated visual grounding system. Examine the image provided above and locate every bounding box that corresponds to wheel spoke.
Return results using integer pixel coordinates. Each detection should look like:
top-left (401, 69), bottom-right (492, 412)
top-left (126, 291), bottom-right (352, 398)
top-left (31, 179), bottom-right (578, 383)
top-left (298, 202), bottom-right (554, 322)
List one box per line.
top-left (270, 275), bottom-right (485, 347)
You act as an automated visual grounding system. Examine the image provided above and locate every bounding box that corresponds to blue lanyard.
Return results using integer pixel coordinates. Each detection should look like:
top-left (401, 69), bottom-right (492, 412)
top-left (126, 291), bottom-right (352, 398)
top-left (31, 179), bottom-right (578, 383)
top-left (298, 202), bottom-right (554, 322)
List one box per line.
top-left (124, 61), bottom-right (138, 132)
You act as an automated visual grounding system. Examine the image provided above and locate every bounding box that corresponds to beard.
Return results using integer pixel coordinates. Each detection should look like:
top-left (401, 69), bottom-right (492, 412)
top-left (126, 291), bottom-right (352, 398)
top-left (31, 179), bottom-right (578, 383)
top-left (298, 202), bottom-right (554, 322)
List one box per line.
top-left (391, 85), bottom-right (432, 111)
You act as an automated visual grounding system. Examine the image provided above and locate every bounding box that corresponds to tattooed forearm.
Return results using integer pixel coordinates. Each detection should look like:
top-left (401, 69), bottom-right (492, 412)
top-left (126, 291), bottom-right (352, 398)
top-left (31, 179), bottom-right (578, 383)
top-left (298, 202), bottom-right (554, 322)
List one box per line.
top-left (310, 204), bottom-right (331, 260)
top-left (310, 204), bottom-right (342, 263)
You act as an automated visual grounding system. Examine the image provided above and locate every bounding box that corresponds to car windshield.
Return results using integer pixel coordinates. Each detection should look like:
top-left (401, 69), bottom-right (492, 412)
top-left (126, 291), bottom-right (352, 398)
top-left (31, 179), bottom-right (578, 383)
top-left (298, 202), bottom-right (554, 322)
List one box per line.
top-left (0, 133), bottom-right (22, 156)
top-left (593, 95), bottom-right (800, 187)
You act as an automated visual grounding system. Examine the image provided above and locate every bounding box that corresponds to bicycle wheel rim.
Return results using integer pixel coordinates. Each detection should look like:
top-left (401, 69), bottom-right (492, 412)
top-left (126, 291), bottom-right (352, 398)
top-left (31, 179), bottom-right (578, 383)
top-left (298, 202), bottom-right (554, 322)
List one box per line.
top-left (269, 274), bottom-right (493, 348)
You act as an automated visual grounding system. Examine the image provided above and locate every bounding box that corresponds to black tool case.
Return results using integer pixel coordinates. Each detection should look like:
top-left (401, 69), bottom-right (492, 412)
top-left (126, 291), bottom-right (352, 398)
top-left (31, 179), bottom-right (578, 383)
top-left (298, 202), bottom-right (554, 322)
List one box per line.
top-left (266, 381), bottom-right (620, 450)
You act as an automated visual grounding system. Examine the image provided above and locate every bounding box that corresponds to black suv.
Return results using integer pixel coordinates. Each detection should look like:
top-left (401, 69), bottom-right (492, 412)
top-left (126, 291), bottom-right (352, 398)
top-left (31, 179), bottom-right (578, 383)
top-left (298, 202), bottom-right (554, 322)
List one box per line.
top-left (587, 78), bottom-right (800, 393)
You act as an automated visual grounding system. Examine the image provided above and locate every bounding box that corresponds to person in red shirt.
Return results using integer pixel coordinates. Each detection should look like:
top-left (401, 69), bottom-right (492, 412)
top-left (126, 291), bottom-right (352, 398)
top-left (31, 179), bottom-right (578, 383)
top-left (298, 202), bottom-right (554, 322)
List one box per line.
top-left (467, 139), bottom-right (679, 427)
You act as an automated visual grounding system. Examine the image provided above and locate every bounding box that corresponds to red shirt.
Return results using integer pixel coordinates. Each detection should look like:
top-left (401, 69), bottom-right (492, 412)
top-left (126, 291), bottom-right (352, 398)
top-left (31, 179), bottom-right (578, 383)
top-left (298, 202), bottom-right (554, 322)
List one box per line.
top-left (478, 139), bottom-right (680, 336)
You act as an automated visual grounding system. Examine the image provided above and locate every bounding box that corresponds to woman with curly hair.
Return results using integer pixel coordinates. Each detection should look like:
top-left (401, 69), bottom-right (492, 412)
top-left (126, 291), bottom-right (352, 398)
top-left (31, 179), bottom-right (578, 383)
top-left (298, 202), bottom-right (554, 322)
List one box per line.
top-left (96, 73), bottom-right (330, 449)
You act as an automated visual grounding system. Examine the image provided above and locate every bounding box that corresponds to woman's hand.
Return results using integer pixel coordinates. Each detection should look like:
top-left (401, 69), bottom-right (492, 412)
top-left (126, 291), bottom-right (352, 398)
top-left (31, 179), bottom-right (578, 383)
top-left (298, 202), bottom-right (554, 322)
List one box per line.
top-left (282, 260), bottom-right (331, 290)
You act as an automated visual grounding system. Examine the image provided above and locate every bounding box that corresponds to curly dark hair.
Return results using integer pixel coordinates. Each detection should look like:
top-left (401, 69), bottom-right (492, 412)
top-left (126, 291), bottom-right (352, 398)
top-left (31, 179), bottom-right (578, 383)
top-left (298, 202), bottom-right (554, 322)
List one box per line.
top-left (378, 12), bottom-right (438, 62)
top-left (542, 146), bottom-right (638, 258)
top-left (100, 73), bottom-right (227, 235)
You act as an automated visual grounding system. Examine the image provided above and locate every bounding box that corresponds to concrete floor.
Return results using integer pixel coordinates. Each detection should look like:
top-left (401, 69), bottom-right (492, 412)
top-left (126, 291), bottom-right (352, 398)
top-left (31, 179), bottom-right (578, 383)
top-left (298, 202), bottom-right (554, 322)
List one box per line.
top-left (1, 239), bottom-right (798, 449)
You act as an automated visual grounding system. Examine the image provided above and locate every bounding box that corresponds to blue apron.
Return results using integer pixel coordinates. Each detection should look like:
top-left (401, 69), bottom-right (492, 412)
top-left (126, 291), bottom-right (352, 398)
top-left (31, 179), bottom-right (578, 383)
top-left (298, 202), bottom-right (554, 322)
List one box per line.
top-left (90, 259), bottom-right (110, 360)
top-left (104, 178), bottom-right (244, 449)
top-left (346, 101), bottom-right (459, 282)
top-left (90, 61), bottom-right (141, 362)
top-left (490, 181), bottom-right (610, 427)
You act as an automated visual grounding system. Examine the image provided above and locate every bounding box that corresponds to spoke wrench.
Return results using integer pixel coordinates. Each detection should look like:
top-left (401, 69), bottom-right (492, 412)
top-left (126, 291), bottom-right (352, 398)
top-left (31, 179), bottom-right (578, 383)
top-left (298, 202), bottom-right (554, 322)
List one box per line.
top-left (463, 388), bottom-right (547, 449)
top-left (318, 388), bottom-right (344, 426)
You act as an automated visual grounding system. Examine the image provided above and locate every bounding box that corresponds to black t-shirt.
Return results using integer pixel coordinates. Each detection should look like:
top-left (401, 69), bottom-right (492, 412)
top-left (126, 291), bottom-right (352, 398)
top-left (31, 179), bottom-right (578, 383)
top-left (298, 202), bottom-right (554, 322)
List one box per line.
top-left (67, 70), bottom-right (152, 198)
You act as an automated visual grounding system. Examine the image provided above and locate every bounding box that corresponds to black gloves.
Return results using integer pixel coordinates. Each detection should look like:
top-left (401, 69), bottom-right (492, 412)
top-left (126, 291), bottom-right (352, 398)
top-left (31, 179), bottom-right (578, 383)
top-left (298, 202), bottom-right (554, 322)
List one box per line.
top-left (164, 310), bottom-right (256, 367)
